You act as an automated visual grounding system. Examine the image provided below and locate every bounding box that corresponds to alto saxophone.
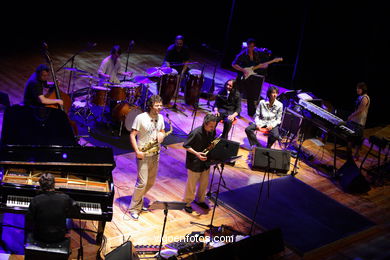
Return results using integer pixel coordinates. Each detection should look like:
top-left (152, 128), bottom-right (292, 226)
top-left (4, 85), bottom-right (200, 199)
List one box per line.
top-left (202, 137), bottom-right (221, 155)
top-left (140, 115), bottom-right (173, 155)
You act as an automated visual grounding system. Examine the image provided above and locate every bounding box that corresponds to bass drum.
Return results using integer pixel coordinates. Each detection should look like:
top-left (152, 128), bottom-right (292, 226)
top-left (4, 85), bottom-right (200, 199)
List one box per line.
top-left (111, 102), bottom-right (143, 132)
top-left (185, 69), bottom-right (204, 106)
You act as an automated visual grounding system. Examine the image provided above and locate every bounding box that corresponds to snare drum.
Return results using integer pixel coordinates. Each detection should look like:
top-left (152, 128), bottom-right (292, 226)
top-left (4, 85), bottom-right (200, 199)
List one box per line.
top-left (185, 69), bottom-right (204, 106)
top-left (111, 102), bottom-right (143, 131)
top-left (91, 86), bottom-right (109, 106)
top-left (158, 68), bottom-right (178, 105)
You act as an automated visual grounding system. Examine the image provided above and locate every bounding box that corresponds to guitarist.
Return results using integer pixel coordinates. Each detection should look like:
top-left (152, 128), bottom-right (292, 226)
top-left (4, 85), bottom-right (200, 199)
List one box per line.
top-left (23, 64), bottom-right (64, 107)
top-left (232, 38), bottom-right (280, 117)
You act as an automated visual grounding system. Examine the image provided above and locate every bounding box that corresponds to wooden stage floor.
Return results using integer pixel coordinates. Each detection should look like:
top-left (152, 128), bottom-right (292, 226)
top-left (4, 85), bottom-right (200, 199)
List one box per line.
top-left (0, 40), bottom-right (389, 259)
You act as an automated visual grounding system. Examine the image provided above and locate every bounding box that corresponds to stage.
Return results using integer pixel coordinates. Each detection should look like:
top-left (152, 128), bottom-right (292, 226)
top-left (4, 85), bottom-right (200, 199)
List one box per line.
top-left (0, 40), bottom-right (389, 260)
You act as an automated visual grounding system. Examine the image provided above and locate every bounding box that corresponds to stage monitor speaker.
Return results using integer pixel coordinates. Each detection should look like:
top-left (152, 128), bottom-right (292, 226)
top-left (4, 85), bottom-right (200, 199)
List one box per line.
top-left (252, 147), bottom-right (291, 173)
top-left (188, 228), bottom-right (284, 260)
top-left (207, 138), bottom-right (240, 163)
top-left (336, 158), bottom-right (371, 193)
top-left (105, 241), bottom-right (139, 260)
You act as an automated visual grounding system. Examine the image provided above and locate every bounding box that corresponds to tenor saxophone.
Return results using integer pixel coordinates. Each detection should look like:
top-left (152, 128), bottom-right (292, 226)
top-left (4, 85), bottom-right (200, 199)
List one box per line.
top-left (202, 138), bottom-right (221, 155)
top-left (140, 116), bottom-right (173, 155)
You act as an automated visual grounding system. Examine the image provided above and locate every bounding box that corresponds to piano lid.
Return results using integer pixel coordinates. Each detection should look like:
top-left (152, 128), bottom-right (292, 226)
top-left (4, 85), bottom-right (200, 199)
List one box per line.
top-left (0, 105), bottom-right (77, 146)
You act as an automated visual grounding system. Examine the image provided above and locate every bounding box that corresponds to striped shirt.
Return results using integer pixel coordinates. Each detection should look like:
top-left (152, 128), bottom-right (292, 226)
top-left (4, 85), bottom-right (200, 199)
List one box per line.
top-left (255, 99), bottom-right (283, 128)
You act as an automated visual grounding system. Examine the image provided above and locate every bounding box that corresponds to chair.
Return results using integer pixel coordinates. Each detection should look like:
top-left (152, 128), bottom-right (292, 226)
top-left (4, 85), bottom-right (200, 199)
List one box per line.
top-left (25, 233), bottom-right (71, 260)
top-left (219, 118), bottom-right (238, 140)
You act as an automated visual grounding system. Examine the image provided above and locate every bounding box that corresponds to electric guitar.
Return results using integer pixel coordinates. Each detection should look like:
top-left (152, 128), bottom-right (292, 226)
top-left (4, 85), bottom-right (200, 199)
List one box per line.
top-left (242, 57), bottom-right (283, 80)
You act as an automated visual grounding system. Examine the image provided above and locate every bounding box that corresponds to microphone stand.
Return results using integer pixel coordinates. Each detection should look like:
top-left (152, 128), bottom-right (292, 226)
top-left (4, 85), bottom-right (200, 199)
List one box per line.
top-left (56, 43), bottom-right (97, 97)
top-left (190, 64), bottom-right (207, 131)
top-left (249, 151), bottom-right (273, 236)
top-left (123, 40), bottom-right (134, 82)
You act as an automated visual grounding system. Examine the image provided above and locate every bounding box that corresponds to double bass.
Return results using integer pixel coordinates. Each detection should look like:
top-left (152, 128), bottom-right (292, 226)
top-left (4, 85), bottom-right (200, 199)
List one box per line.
top-left (41, 43), bottom-right (78, 135)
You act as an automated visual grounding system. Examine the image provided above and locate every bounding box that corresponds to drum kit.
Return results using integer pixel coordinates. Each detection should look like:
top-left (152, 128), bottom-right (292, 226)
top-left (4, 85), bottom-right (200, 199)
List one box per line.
top-left (69, 62), bottom-right (206, 136)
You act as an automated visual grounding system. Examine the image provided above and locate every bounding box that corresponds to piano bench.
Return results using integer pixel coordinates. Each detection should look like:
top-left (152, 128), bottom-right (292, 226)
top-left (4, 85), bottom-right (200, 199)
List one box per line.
top-left (24, 233), bottom-right (71, 260)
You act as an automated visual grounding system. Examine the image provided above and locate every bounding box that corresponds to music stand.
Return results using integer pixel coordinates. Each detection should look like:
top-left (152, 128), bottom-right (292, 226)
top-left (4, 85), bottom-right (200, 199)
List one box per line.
top-left (191, 155), bottom-right (241, 241)
top-left (149, 201), bottom-right (186, 258)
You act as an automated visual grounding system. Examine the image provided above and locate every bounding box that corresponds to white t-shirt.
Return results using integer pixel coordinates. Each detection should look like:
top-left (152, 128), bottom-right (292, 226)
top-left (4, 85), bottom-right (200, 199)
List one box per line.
top-left (97, 56), bottom-right (122, 84)
top-left (132, 112), bottom-right (165, 151)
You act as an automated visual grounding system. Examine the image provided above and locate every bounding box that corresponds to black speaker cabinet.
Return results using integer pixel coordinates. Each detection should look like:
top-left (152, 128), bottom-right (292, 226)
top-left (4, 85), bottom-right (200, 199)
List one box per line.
top-left (252, 147), bottom-right (291, 173)
top-left (336, 159), bottom-right (371, 193)
top-left (105, 241), bottom-right (139, 260)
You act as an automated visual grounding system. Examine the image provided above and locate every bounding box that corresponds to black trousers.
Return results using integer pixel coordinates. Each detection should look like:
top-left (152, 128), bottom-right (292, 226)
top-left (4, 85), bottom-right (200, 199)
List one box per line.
top-left (216, 110), bottom-right (234, 139)
top-left (238, 75), bottom-right (264, 117)
top-left (245, 123), bottom-right (280, 148)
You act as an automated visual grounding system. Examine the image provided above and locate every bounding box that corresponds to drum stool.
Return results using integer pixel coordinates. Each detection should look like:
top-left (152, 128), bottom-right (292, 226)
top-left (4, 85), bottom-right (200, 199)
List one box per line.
top-left (25, 233), bottom-right (71, 260)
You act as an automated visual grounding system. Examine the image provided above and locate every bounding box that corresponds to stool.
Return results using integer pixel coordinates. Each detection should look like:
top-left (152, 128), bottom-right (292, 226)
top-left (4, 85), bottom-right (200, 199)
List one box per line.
top-left (25, 233), bottom-right (71, 260)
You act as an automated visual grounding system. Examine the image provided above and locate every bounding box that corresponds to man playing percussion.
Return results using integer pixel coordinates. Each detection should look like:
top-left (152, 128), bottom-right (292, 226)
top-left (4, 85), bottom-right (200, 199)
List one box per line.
top-left (213, 79), bottom-right (241, 139)
top-left (24, 64), bottom-right (64, 107)
top-left (98, 45), bottom-right (133, 84)
top-left (129, 95), bottom-right (165, 220)
top-left (245, 86), bottom-right (283, 149)
top-left (163, 35), bottom-right (190, 76)
top-left (183, 113), bottom-right (218, 214)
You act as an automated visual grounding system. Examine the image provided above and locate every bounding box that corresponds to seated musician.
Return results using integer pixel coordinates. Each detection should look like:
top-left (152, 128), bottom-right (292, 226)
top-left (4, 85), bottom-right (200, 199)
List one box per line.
top-left (163, 35), bottom-right (190, 76)
top-left (213, 79), bottom-right (241, 139)
top-left (23, 64), bottom-right (63, 107)
top-left (98, 45), bottom-right (133, 84)
top-left (25, 173), bottom-right (76, 243)
top-left (347, 82), bottom-right (370, 159)
top-left (245, 86), bottom-right (283, 149)
top-left (182, 114), bottom-right (218, 214)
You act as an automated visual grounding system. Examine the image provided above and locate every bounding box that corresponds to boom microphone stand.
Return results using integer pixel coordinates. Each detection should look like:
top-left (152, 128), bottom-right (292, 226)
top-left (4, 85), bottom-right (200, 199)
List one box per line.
top-left (122, 40), bottom-right (135, 82)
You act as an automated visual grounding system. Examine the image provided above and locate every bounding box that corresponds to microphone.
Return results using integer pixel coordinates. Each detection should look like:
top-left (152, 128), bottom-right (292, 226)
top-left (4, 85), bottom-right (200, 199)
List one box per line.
top-left (89, 42), bottom-right (97, 48)
top-left (166, 113), bottom-right (170, 119)
top-left (128, 40), bottom-right (135, 51)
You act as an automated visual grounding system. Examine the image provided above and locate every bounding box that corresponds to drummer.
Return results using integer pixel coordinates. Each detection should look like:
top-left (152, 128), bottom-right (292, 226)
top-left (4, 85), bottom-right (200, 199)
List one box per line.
top-left (98, 45), bottom-right (133, 85)
top-left (163, 35), bottom-right (190, 76)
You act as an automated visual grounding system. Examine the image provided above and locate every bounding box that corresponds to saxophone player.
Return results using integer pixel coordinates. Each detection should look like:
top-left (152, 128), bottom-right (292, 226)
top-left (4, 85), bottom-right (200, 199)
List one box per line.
top-left (129, 95), bottom-right (165, 220)
top-left (183, 114), bottom-right (218, 214)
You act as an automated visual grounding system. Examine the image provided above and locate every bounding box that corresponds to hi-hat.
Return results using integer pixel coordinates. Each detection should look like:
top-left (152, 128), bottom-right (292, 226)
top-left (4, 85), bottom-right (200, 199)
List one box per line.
top-left (134, 75), bottom-right (154, 84)
top-left (63, 67), bottom-right (88, 74)
top-left (146, 67), bottom-right (173, 77)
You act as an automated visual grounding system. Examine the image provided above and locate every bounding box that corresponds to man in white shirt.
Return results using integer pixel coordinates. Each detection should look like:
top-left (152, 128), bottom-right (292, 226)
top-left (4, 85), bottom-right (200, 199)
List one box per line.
top-left (129, 95), bottom-right (165, 220)
top-left (98, 45), bottom-right (132, 84)
top-left (245, 86), bottom-right (283, 148)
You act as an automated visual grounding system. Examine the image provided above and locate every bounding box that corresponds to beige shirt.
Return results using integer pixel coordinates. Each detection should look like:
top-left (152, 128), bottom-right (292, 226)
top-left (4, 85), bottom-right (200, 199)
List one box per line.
top-left (350, 94), bottom-right (370, 126)
top-left (98, 56), bottom-right (122, 84)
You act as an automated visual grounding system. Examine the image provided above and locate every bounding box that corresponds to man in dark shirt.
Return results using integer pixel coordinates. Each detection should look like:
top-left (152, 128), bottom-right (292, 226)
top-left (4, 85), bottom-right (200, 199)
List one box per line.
top-left (182, 114), bottom-right (218, 213)
top-left (26, 173), bottom-right (76, 243)
top-left (163, 35), bottom-right (190, 75)
top-left (232, 38), bottom-right (272, 117)
top-left (213, 79), bottom-right (241, 139)
top-left (23, 64), bottom-right (63, 107)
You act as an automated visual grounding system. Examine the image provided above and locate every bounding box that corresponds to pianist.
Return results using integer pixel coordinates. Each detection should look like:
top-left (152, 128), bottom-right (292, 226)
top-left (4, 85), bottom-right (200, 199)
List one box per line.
top-left (245, 86), bottom-right (283, 149)
top-left (25, 173), bottom-right (76, 243)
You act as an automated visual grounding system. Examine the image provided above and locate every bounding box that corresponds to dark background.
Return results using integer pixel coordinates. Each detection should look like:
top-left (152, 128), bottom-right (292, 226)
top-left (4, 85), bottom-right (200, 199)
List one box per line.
top-left (1, 0), bottom-right (388, 127)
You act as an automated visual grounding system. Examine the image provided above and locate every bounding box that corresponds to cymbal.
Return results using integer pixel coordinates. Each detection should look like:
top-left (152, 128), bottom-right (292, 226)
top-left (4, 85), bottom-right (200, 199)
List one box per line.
top-left (133, 75), bottom-right (154, 84)
top-left (146, 66), bottom-right (173, 77)
top-left (63, 67), bottom-right (88, 74)
top-left (78, 74), bottom-right (99, 80)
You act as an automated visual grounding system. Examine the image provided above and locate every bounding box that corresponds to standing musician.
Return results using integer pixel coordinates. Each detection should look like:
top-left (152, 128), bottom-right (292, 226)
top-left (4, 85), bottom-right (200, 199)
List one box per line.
top-left (163, 35), bottom-right (190, 76)
top-left (23, 64), bottom-right (64, 107)
top-left (232, 38), bottom-right (282, 117)
top-left (347, 82), bottom-right (370, 159)
top-left (213, 79), bottom-right (241, 139)
top-left (182, 114), bottom-right (218, 213)
top-left (129, 95), bottom-right (165, 220)
top-left (25, 173), bottom-right (77, 243)
top-left (98, 45), bottom-right (133, 84)
top-left (245, 86), bottom-right (283, 149)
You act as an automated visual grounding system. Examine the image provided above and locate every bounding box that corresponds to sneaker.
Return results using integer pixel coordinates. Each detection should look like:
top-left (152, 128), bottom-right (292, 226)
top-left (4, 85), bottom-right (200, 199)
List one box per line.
top-left (141, 206), bottom-right (149, 212)
top-left (184, 206), bottom-right (193, 213)
top-left (130, 212), bottom-right (139, 220)
top-left (195, 201), bottom-right (210, 210)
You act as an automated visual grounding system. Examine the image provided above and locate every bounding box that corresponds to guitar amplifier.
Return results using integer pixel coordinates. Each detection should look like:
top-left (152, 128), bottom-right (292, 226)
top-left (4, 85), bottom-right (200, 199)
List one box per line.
top-left (252, 147), bottom-right (291, 173)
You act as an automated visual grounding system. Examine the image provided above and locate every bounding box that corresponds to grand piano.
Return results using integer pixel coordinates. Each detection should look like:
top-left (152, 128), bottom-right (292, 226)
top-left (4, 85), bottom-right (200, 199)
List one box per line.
top-left (0, 105), bottom-right (115, 244)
